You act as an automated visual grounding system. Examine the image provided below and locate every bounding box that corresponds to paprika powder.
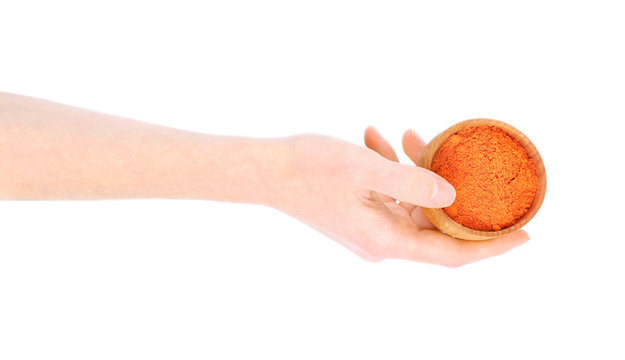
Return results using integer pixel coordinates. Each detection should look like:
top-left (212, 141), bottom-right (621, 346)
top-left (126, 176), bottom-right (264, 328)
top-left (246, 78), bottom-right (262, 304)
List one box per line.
top-left (431, 125), bottom-right (538, 231)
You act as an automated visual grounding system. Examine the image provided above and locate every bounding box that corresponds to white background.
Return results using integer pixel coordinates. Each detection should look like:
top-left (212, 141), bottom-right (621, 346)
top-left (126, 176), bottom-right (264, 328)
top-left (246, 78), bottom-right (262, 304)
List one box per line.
top-left (1, 1), bottom-right (624, 359)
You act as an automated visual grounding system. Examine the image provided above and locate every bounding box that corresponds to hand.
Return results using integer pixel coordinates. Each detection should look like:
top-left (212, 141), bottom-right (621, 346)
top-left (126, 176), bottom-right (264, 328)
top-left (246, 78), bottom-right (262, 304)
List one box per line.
top-left (274, 128), bottom-right (529, 267)
top-left (0, 91), bottom-right (528, 267)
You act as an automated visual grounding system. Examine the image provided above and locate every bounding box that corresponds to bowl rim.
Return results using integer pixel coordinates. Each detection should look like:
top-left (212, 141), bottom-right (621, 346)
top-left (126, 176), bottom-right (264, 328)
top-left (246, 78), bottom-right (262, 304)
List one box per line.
top-left (416, 118), bottom-right (547, 240)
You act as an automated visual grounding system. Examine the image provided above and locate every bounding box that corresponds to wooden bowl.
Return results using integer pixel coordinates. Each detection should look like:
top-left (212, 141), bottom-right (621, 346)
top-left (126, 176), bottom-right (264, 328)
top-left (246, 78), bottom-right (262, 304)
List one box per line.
top-left (416, 118), bottom-right (546, 240)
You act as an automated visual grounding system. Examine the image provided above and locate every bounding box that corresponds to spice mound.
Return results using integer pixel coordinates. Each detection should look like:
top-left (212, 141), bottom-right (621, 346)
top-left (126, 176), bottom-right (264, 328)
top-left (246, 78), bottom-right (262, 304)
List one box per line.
top-left (431, 125), bottom-right (538, 231)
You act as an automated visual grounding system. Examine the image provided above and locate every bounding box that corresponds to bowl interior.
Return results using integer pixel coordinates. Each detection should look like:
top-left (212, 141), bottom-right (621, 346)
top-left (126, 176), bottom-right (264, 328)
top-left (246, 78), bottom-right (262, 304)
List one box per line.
top-left (417, 118), bottom-right (546, 240)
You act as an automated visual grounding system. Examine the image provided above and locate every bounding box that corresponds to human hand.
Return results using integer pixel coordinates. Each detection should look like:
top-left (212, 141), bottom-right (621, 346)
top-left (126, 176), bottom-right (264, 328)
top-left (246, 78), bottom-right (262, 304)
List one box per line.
top-left (273, 128), bottom-right (529, 267)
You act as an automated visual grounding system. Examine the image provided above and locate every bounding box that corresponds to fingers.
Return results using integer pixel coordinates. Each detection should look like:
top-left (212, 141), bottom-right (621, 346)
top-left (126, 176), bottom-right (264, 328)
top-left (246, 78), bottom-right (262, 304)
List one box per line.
top-left (364, 126), bottom-right (399, 162)
top-left (397, 129), bottom-right (427, 212)
top-left (409, 207), bottom-right (437, 230)
top-left (393, 229), bottom-right (530, 267)
top-left (402, 129), bottom-right (427, 165)
top-left (362, 127), bottom-right (452, 209)
top-left (363, 126), bottom-right (399, 203)
top-left (359, 154), bottom-right (456, 208)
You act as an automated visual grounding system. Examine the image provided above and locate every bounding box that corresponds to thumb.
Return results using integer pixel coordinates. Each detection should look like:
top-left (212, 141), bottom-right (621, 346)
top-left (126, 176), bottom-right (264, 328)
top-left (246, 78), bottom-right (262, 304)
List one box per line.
top-left (361, 155), bottom-right (456, 208)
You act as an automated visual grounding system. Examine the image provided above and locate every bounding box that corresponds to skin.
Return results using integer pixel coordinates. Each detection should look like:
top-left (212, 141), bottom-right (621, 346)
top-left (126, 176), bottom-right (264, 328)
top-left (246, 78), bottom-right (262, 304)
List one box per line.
top-left (0, 92), bottom-right (529, 267)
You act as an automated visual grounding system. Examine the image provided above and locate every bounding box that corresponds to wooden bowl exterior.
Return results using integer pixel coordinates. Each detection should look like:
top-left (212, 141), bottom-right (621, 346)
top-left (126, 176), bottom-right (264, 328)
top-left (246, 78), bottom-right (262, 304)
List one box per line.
top-left (416, 119), bottom-right (546, 240)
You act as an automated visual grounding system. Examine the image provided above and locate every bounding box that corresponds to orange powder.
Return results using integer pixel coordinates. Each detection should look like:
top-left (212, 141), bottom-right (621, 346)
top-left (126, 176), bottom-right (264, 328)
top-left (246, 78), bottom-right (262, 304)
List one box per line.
top-left (431, 126), bottom-right (538, 231)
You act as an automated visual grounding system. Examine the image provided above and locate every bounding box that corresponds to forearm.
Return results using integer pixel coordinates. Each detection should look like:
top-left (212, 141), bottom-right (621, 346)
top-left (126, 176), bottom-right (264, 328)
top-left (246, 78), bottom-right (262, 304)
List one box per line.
top-left (0, 92), bottom-right (290, 204)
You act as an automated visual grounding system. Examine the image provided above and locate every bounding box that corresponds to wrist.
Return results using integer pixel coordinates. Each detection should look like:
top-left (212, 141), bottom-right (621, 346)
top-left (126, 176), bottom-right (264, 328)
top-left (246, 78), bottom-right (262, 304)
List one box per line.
top-left (247, 137), bottom-right (297, 208)
top-left (194, 135), bottom-right (298, 208)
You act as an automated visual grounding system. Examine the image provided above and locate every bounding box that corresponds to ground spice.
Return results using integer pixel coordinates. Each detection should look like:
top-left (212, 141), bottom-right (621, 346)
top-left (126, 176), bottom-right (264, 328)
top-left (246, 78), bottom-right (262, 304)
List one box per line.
top-left (431, 125), bottom-right (538, 231)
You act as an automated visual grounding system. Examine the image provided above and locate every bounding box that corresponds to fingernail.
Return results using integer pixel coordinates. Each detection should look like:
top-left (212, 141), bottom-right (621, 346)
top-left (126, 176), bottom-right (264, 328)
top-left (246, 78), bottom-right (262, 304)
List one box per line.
top-left (431, 176), bottom-right (456, 207)
top-left (410, 129), bottom-right (424, 144)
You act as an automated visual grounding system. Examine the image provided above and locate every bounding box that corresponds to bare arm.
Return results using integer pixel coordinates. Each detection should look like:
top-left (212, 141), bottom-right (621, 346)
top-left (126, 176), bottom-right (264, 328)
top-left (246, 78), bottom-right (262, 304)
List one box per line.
top-left (0, 92), bottom-right (287, 204)
top-left (0, 92), bottom-right (528, 266)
